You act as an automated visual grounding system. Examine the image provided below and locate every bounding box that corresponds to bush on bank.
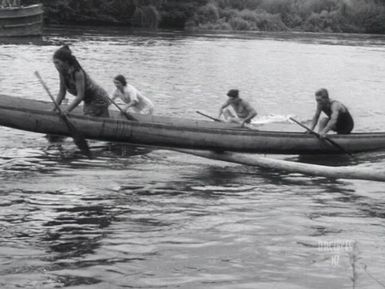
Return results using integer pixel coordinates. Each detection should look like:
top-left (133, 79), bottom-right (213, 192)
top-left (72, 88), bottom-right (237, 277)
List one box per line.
top-left (20, 0), bottom-right (385, 34)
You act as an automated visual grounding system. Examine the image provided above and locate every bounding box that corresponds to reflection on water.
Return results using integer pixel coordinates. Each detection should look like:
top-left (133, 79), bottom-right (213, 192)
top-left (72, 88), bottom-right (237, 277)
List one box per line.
top-left (1, 27), bottom-right (385, 289)
top-left (296, 154), bottom-right (357, 166)
top-left (44, 204), bottom-right (113, 258)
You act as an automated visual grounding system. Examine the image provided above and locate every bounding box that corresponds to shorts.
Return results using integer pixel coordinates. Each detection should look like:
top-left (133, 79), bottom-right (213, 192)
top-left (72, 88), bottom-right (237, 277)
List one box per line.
top-left (335, 112), bottom-right (354, 134)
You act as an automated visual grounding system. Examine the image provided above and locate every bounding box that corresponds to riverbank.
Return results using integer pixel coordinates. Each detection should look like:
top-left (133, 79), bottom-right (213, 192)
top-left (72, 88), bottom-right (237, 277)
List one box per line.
top-left (42, 24), bottom-right (385, 48)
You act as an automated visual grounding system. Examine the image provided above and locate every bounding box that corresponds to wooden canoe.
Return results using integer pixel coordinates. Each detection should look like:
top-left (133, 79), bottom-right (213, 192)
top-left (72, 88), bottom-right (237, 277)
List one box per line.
top-left (0, 4), bottom-right (43, 37)
top-left (1, 94), bottom-right (385, 155)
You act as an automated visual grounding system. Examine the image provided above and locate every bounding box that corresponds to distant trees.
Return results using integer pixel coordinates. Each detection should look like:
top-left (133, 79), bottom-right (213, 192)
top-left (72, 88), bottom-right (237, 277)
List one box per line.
top-left (20, 0), bottom-right (160, 27)
top-left (158, 0), bottom-right (207, 29)
top-left (18, 0), bottom-right (385, 34)
top-left (189, 0), bottom-right (385, 33)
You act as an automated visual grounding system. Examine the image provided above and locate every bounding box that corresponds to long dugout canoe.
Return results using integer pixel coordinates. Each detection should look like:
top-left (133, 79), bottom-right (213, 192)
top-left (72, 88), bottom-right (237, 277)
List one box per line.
top-left (1, 94), bottom-right (385, 155)
top-left (0, 4), bottom-right (43, 37)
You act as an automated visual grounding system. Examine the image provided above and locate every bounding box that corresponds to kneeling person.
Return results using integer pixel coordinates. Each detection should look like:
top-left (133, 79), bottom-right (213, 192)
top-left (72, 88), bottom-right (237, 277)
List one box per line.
top-left (309, 88), bottom-right (354, 138)
top-left (111, 75), bottom-right (154, 115)
top-left (218, 89), bottom-right (257, 127)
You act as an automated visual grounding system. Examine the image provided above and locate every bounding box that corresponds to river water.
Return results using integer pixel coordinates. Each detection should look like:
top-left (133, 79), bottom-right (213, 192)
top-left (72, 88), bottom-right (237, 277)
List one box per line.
top-left (1, 27), bottom-right (385, 289)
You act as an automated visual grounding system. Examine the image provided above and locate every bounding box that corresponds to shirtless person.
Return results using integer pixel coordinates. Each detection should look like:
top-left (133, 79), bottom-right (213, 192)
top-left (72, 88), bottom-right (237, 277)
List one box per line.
top-left (309, 88), bottom-right (354, 138)
top-left (218, 89), bottom-right (257, 127)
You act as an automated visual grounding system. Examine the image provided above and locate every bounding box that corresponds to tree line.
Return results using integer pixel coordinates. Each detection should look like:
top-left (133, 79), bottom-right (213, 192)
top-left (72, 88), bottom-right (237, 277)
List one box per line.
top-left (21, 0), bottom-right (385, 34)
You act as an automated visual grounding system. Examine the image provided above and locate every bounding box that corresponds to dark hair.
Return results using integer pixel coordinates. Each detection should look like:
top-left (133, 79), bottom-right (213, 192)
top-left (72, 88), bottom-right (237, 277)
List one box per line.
top-left (315, 88), bottom-right (329, 99)
top-left (227, 89), bottom-right (239, 98)
top-left (53, 45), bottom-right (82, 70)
top-left (114, 74), bottom-right (127, 86)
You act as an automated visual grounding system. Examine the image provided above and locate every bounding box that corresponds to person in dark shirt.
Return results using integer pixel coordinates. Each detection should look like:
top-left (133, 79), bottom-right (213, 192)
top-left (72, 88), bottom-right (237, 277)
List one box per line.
top-left (53, 45), bottom-right (110, 117)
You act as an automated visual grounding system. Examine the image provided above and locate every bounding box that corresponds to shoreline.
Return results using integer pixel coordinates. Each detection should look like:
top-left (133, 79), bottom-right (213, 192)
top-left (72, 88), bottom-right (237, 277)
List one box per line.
top-left (44, 24), bottom-right (385, 38)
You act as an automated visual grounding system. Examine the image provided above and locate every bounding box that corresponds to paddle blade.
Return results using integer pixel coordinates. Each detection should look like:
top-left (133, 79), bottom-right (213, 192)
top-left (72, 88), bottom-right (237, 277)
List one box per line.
top-left (289, 117), bottom-right (353, 158)
top-left (61, 115), bottom-right (92, 158)
top-left (107, 96), bottom-right (137, 121)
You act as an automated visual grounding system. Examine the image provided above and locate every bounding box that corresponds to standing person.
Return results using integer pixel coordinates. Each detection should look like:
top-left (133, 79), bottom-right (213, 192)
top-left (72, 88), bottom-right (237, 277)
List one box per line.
top-left (218, 89), bottom-right (257, 127)
top-left (111, 74), bottom-right (154, 115)
top-left (309, 88), bottom-right (354, 138)
top-left (53, 45), bottom-right (110, 117)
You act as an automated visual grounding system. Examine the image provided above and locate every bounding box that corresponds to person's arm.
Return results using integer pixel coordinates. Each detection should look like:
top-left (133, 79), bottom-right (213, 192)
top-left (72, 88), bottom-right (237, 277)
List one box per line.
top-left (108, 89), bottom-right (119, 107)
top-left (111, 90), bottom-right (118, 101)
top-left (64, 70), bottom-right (85, 113)
top-left (125, 96), bottom-right (138, 109)
top-left (309, 104), bottom-right (321, 131)
top-left (123, 87), bottom-right (139, 112)
top-left (55, 73), bottom-right (67, 108)
top-left (319, 102), bottom-right (340, 137)
top-left (218, 99), bottom-right (230, 118)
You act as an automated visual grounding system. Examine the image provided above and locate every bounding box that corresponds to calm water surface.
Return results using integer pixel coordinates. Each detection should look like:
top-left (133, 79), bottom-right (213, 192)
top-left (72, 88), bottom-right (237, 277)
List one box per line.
top-left (1, 27), bottom-right (385, 289)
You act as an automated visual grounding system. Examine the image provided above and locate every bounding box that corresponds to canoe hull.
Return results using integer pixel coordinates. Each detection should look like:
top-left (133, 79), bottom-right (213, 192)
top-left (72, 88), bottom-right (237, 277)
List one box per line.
top-left (0, 4), bottom-right (43, 37)
top-left (1, 94), bottom-right (385, 154)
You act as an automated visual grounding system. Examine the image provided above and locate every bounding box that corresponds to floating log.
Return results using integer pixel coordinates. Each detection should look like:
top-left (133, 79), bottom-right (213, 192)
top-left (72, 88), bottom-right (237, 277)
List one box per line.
top-left (175, 149), bottom-right (385, 182)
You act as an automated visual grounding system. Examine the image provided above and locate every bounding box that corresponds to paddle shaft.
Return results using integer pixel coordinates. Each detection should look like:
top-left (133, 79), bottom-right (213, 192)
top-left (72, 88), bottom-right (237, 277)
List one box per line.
top-left (34, 71), bottom-right (92, 158)
top-left (196, 111), bottom-right (257, 131)
top-left (196, 111), bottom-right (222, 122)
top-left (107, 96), bottom-right (137, 121)
top-left (35, 72), bottom-right (63, 112)
top-left (289, 117), bottom-right (353, 157)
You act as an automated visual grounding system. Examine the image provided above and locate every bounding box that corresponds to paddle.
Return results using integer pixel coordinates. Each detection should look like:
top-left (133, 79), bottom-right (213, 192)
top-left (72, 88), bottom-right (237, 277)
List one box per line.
top-left (107, 96), bottom-right (138, 121)
top-left (196, 111), bottom-right (222, 122)
top-left (196, 110), bottom-right (257, 131)
top-left (289, 117), bottom-right (353, 157)
top-left (34, 71), bottom-right (92, 158)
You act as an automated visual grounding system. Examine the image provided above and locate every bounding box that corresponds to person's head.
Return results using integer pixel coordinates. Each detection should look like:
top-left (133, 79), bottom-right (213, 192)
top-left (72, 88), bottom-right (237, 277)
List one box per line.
top-left (227, 89), bottom-right (241, 103)
top-left (113, 74), bottom-right (127, 89)
top-left (227, 89), bottom-right (239, 98)
top-left (315, 88), bottom-right (329, 105)
top-left (53, 45), bottom-right (81, 72)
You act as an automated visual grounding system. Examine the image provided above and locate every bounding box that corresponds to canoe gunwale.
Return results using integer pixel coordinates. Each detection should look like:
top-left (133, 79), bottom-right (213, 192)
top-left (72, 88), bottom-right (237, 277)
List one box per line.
top-left (0, 4), bottom-right (43, 11)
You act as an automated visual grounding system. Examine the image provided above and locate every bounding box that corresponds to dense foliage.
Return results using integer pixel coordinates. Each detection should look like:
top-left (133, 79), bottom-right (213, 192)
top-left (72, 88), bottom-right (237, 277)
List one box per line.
top-left (190, 0), bottom-right (385, 33)
top-left (21, 0), bottom-right (385, 33)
